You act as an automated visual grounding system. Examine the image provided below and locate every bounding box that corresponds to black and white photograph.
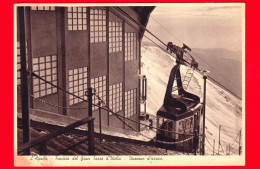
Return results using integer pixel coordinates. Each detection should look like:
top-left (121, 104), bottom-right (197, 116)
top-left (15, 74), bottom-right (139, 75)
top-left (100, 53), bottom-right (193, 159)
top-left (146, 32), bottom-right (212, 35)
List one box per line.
top-left (15, 3), bottom-right (245, 166)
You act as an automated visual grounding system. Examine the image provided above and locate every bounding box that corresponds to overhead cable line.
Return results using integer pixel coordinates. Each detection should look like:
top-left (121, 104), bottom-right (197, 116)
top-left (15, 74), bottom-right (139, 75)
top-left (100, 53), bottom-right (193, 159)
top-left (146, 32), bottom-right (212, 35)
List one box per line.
top-left (150, 13), bottom-right (238, 90)
top-left (118, 7), bottom-right (241, 100)
top-left (205, 135), bottom-right (214, 149)
top-left (221, 125), bottom-right (241, 131)
top-left (221, 128), bottom-right (240, 135)
top-left (230, 130), bottom-right (241, 147)
top-left (150, 16), bottom-right (182, 45)
top-left (112, 7), bottom-right (167, 48)
top-left (207, 76), bottom-right (241, 100)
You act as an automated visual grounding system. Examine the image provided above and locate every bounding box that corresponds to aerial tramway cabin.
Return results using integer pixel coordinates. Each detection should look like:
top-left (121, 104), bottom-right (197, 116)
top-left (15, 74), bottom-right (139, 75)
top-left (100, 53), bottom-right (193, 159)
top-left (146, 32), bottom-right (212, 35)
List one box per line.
top-left (16, 6), bottom-right (154, 133)
top-left (155, 63), bottom-right (203, 151)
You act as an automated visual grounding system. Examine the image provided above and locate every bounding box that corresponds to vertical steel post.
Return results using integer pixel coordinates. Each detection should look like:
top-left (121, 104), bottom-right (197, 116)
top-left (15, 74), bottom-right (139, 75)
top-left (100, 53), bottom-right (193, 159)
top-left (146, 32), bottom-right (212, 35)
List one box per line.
top-left (24, 7), bottom-right (33, 109)
top-left (200, 141), bottom-right (203, 155)
top-left (202, 71), bottom-right (207, 155)
top-left (213, 139), bottom-right (215, 155)
top-left (194, 130), bottom-right (197, 155)
top-left (88, 87), bottom-right (93, 117)
top-left (98, 100), bottom-right (102, 144)
top-left (191, 134), bottom-right (193, 155)
top-left (106, 8), bottom-right (110, 126)
top-left (218, 125), bottom-right (221, 155)
top-left (57, 7), bottom-right (67, 115)
top-left (122, 20), bottom-right (126, 130)
top-left (19, 6), bottom-right (30, 155)
top-left (144, 76), bottom-right (147, 100)
top-left (229, 144), bottom-right (231, 155)
top-left (87, 87), bottom-right (95, 154)
top-left (238, 130), bottom-right (242, 155)
top-left (193, 113), bottom-right (197, 155)
top-left (144, 76), bottom-right (147, 114)
top-left (88, 119), bottom-right (95, 155)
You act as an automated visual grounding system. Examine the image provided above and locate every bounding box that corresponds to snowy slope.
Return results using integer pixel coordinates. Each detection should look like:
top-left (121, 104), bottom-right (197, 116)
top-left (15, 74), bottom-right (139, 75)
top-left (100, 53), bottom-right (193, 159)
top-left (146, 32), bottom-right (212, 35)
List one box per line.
top-left (141, 44), bottom-right (242, 155)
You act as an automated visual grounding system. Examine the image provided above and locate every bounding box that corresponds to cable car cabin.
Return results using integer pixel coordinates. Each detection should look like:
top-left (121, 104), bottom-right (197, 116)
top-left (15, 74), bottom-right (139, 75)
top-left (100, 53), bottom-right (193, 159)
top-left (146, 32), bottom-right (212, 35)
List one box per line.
top-left (156, 64), bottom-right (203, 152)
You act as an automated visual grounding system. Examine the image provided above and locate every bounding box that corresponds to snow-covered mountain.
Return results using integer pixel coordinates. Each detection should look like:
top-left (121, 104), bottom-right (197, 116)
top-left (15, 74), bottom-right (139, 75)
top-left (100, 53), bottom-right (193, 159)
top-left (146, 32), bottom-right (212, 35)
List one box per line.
top-left (191, 48), bottom-right (242, 99)
top-left (141, 44), bottom-right (243, 155)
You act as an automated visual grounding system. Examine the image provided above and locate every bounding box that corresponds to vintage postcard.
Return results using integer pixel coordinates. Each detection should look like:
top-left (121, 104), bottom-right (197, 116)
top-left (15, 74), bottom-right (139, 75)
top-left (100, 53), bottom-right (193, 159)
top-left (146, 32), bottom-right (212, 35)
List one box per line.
top-left (14, 3), bottom-right (245, 166)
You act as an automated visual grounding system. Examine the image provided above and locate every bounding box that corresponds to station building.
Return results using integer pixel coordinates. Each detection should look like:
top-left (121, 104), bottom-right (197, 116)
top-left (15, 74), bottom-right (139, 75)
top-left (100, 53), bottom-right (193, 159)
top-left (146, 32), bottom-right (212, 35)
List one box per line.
top-left (17, 6), bottom-right (154, 132)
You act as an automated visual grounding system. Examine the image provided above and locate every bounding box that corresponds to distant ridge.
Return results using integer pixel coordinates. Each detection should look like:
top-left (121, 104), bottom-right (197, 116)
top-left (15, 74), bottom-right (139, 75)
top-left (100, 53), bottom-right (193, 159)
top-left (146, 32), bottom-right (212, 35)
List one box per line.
top-left (191, 48), bottom-right (242, 98)
top-left (141, 42), bottom-right (242, 98)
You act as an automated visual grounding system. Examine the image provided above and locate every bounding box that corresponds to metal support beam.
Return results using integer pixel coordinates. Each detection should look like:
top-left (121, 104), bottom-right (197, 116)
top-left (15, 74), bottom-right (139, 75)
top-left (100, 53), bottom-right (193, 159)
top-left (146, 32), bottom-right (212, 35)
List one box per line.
top-left (57, 7), bottom-right (67, 115)
top-left (88, 87), bottom-right (93, 117)
top-left (106, 7), bottom-right (110, 126)
top-left (98, 100), bottom-right (102, 144)
top-left (194, 130), bottom-right (197, 155)
top-left (88, 119), bottom-right (95, 155)
top-left (122, 20), bottom-right (126, 130)
top-left (18, 6), bottom-right (30, 155)
top-left (213, 139), bottom-right (215, 155)
top-left (202, 70), bottom-right (208, 155)
top-left (137, 36), bottom-right (141, 132)
top-left (24, 7), bottom-right (34, 109)
top-left (218, 125), bottom-right (221, 155)
top-left (238, 129), bottom-right (242, 155)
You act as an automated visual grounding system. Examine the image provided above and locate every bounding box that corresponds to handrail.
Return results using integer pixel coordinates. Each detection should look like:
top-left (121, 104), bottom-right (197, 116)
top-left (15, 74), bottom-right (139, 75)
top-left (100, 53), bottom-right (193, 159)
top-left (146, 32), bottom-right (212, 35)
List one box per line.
top-left (18, 116), bottom-right (95, 155)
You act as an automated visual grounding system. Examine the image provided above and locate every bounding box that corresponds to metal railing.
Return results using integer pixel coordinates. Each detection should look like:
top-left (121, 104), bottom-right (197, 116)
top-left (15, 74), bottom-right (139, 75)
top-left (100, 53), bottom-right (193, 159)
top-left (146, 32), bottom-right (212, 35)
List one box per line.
top-left (18, 116), bottom-right (95, 155)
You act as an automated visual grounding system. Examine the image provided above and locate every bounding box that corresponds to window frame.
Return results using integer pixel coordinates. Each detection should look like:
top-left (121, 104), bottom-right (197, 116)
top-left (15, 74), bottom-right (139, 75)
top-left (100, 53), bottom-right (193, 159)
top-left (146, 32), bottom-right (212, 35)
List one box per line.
top-left (67, 7), bottom-right (88, 31)
top-left (90, 8), bottom-right (106, 43)
top-left (91, 75), bottom-right (107, 110)
top-left (125, 88), bottom-right (137, 118)
top-left (125, 32), bottom-right (137, 61)
top-left (31, 6), bottom-right (55, 11)
top-left (109, 82), bottom-right (123, 114)
top-left (68, 66), bottom-right (88, 106)
top-left (32, 55), bottom-right (58, 98)
top-left (109, 21), bottom-right (123, 53)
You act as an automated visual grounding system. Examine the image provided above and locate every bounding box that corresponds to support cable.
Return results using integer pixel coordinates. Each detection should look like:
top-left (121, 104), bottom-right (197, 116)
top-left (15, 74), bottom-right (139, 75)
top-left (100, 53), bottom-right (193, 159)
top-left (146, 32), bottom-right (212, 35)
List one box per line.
top-left (17, 85), bottom-right (88, 110)
top-left (204, 144), bottom-right (214, 153)
top-left (219, 143), bottom-right (225, 154)
top-left (220, 128), bottom-right (240, 135)
top-left (230, 130), bottom-right (241, 147)
top-left (150, 13), bottom-right (240, 95)
top-left (205, 135), bottom-right (214, 149)
top-left (221, 125), bottom-right (241, 131)
top-left (111, 7), bottom-right (242, 100)
top-left (22, 71), bottom-right (198, 136)
top-left (150, 16), bottom-right (182, 45)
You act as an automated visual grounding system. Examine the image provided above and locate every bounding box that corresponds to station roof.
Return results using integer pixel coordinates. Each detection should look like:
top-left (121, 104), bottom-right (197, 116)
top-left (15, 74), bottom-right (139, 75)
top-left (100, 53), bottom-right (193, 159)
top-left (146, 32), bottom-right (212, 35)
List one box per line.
top-left (131, 7), bottom-right (155, 39)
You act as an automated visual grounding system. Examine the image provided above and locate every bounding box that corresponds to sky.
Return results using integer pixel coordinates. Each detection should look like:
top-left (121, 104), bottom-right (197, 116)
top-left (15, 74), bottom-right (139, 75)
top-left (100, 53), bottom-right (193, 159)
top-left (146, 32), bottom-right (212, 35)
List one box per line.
top-left (144, 4), bottom-right (244, 51)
